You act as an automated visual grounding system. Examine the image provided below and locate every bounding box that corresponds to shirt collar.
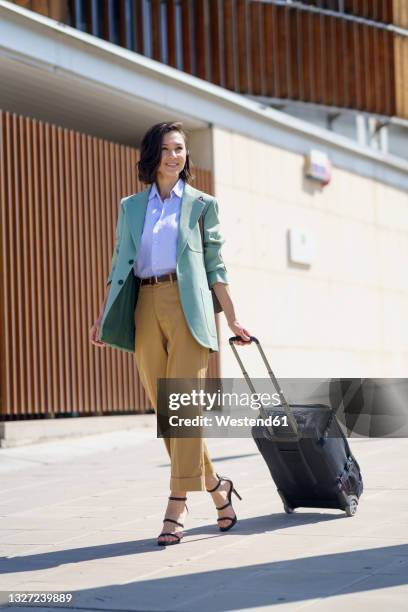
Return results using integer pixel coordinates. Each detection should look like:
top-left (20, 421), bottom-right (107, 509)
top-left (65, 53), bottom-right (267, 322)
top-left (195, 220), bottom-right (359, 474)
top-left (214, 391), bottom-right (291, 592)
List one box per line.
top-left (149, 178), bottom-right (185, 202)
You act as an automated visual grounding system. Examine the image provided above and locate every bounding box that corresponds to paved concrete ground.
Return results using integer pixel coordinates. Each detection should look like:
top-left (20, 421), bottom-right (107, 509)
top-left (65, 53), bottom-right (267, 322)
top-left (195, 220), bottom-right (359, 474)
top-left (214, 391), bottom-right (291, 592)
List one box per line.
top-left (0, 415), bottom-right (407, 611)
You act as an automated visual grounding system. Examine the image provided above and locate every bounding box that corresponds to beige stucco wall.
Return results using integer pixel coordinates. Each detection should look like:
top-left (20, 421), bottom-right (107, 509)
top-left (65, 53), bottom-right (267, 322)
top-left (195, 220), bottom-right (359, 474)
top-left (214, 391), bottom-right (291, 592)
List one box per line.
top-left (212, 127), bottom-right (408, 379)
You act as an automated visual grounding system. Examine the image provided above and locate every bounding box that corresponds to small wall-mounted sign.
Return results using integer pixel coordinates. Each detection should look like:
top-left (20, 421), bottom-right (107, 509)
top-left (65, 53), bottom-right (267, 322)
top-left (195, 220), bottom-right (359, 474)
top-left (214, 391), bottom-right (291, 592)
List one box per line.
top-left (288, 228), bottom-right (315, 266)
top-left (305, 149), bottom-right (332, 186)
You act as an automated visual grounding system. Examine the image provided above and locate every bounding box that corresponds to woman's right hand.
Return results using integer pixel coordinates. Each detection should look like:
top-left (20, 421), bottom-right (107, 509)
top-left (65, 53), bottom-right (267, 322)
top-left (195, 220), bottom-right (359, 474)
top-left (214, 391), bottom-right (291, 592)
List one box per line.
top-left (90, 320), bottom-right (105, 347)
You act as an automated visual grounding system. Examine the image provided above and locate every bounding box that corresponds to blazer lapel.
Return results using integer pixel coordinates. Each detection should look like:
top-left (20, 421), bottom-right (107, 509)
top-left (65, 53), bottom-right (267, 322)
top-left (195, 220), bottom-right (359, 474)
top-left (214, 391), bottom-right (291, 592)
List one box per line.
top-left (125, 182), bottom-right (206, 261)
top-left (176, 183), bottom-right (206, 262)
top-left (125, 187), bottom-right (150, 254)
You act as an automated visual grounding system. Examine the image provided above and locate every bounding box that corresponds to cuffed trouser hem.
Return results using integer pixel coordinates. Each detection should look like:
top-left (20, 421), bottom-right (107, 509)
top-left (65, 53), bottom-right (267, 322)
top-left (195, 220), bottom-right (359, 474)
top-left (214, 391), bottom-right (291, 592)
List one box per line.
top-left (170, 475), bottom-right (206, 491)
top-left (170, 463), bottom-right (217, 492)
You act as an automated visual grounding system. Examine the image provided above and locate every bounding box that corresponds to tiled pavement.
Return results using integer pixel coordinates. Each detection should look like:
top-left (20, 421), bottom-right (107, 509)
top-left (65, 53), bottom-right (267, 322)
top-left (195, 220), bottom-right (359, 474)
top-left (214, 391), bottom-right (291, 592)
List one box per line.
top-left (0, 416), bottom-right (407, 611)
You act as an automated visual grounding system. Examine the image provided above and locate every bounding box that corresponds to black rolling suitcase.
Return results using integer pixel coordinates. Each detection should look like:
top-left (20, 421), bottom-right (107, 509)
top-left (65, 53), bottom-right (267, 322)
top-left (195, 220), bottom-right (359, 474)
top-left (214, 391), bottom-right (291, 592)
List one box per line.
top-left (229, 336), bottom-right (364, 517)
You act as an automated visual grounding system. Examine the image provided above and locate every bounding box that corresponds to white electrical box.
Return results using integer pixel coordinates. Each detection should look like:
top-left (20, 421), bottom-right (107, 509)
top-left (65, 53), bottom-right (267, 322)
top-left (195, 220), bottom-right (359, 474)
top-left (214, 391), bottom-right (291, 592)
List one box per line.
top-left (288, 228), bottom-right (315, 265)
top-left (305, 149), bottom-right (332, 185)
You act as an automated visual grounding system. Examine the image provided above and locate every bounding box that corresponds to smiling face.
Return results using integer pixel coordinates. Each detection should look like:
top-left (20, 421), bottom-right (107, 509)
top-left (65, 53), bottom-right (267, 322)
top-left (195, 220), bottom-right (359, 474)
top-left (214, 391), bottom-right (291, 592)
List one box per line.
top-left (156, 130), bottom-right (187, 182)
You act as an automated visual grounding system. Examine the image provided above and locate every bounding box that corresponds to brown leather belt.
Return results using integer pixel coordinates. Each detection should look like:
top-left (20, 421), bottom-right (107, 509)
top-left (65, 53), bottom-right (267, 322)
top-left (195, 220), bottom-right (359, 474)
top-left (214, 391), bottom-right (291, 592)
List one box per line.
top-left (139, 272), bottom-right (177, 286)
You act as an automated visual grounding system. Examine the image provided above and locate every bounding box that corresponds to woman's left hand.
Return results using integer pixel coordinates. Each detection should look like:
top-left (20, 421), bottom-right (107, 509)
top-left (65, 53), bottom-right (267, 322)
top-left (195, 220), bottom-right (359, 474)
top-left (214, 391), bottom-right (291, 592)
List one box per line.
top-left (228, 320), bottom-right (252, 346)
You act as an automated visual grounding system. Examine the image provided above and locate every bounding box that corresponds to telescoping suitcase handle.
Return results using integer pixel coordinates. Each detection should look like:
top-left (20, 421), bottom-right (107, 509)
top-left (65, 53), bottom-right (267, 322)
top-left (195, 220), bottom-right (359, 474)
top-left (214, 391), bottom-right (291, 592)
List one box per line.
top-left (229, 336), bottom-right (299, 436)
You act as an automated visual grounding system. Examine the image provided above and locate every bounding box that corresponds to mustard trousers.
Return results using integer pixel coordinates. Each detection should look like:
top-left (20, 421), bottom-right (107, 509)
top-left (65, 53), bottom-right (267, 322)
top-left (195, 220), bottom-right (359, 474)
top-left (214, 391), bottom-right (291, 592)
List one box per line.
top-left (134, 279), bottom-right (216, 491)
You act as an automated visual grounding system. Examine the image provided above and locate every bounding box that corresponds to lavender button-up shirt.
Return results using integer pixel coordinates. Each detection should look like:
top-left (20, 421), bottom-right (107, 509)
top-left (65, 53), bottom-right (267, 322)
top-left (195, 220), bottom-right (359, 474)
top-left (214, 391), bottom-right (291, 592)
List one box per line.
top-left (133, 178), bottom-right (185, 279)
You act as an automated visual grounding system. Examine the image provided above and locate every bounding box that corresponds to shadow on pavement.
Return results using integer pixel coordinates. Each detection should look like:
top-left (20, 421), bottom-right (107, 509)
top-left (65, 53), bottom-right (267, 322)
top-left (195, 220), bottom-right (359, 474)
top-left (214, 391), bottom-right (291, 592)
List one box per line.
top-left (1, 512), bottom-right (344, 574)
top-left (2, 543), bottom-right (407, 611)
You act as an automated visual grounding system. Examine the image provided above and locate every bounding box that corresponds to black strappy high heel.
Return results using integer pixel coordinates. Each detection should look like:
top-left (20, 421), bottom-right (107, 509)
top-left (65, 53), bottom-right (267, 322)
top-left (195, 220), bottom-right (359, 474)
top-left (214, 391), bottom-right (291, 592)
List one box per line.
top-left (157, 496), bottom-right (189, 546)
top-left (206, 472), bottom-right (242, 532)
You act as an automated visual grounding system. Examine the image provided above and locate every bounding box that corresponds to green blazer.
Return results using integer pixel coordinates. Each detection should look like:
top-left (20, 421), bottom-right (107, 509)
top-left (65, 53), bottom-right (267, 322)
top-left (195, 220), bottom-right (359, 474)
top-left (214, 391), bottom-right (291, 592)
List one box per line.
top-left (99, 182), bottom-right (228, 353)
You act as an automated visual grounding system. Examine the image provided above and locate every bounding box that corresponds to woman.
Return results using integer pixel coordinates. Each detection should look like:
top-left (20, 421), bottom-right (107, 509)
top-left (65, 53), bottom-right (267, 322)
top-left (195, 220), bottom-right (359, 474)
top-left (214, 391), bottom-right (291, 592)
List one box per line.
top-left (90, 121), bottom-right (252, 546)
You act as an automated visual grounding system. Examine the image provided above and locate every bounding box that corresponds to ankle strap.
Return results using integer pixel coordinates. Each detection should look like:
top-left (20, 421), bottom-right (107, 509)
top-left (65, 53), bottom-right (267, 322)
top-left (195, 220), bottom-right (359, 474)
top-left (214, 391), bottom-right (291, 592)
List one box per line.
top-left (206, 479), bottom-right (221, 493)
top-left (168, 495), bottom-right (189, 514)
top-left (206, 472), bottom-right (223, 493)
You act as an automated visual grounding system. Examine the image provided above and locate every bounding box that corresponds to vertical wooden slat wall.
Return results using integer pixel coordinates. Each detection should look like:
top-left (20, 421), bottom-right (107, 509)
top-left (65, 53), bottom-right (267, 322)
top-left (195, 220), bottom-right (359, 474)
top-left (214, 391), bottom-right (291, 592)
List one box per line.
top-left (393, 0), bottom-right (408, 118)
top-left (10, 0), bottom-right (408, 119)
top-left (0, 111), bottom-right (218, 417)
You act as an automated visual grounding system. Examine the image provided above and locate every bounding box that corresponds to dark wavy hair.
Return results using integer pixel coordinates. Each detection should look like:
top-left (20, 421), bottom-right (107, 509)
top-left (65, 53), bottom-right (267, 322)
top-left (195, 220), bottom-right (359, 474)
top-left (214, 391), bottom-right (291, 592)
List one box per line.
top-left (137, 121), bottom-right (194, 185)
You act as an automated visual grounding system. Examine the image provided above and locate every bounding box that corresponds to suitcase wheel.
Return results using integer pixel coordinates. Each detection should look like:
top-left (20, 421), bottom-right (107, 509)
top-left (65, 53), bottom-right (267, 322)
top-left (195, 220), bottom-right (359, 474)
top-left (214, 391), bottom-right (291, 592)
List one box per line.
top-left (345, 495), bottom-right (358, 517)
top-left (284, 504), bottom-right (294, 514)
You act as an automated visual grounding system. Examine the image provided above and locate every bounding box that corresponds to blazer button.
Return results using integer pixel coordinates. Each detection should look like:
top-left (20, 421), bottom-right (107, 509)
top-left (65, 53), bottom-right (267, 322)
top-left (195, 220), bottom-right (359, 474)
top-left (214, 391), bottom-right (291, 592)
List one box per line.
top-left (128, 259), bottom-right (134, 264)
top-left (118, 279), bottom-right (124, 285)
